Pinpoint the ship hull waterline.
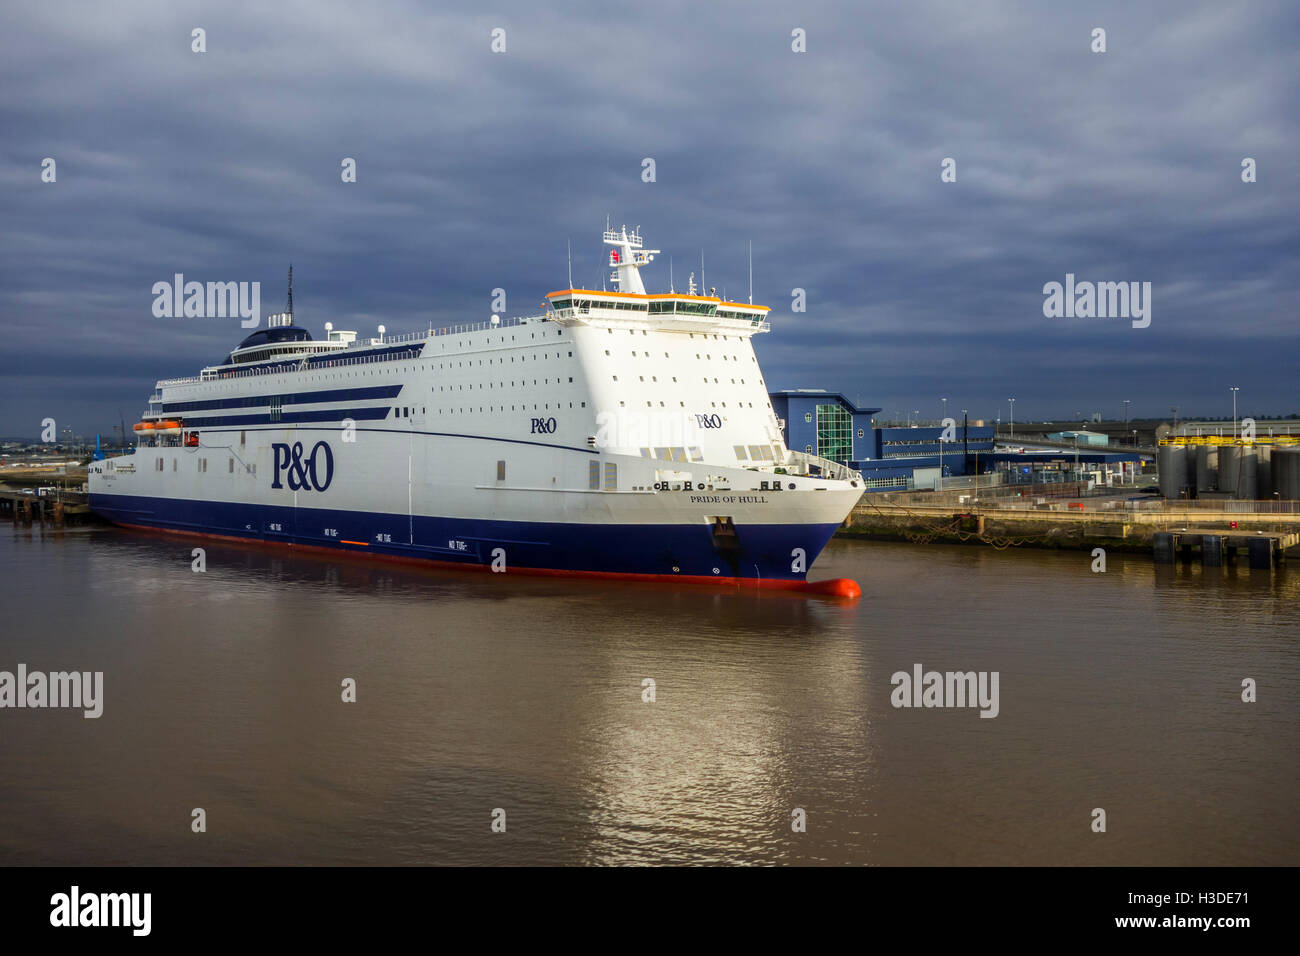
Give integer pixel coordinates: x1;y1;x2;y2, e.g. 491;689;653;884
90;492;862;597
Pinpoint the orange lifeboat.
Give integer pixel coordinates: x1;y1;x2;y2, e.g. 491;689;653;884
154;420;182;435
132;421;157;435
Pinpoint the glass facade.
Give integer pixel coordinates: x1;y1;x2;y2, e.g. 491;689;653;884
816;403;852;463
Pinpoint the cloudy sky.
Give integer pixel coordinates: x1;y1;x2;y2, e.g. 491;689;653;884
2;0;1296;439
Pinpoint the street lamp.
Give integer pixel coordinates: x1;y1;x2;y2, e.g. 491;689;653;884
1230;386;1239;438
1123;399;1130;429
939;399;948;491
1008;398;1016;439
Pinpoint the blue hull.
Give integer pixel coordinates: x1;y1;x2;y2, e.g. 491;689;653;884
89;493;841;582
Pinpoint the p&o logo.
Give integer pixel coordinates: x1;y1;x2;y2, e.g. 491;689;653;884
530;417;558;435
694;413;723;429
272;441;334;491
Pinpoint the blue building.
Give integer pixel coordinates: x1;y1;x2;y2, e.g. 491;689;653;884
768;389;879;465
770;389;996;491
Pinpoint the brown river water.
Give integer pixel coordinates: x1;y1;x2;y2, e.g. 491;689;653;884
1;526;1296;865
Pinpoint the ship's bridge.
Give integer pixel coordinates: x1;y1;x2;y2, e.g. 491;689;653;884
546;290;770;334
547;225;770;333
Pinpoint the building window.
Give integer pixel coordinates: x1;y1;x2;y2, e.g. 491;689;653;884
816;403;852;464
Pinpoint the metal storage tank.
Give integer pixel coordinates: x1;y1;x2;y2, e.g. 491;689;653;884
1236;447;1258;499
1219;445;1240;495
1273;448;1300;500
1158;445;1187;498
1257;446;1273;499
1195;446;1218;492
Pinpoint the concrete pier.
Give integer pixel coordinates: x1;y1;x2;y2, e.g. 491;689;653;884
840;498;1299;568
1154;528;1296;569
0;490;95;529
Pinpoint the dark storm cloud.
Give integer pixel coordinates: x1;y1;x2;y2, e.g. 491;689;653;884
1;0;1296;438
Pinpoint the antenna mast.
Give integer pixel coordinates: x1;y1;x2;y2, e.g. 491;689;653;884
287;263;294;319
567;238;573;289
748;240;753;304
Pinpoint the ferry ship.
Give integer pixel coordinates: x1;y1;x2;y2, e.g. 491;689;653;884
89;227;864;594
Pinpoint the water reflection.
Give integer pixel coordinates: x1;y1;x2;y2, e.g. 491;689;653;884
0;529;1295;865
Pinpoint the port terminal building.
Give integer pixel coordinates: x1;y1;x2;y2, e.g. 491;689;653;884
770;389;995;491
770;389;1147;492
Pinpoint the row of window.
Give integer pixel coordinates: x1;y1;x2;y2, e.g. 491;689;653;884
612;373;750;386
153;456;249;475
605;329;739;341
556;299;757;320
616;400;757;409
437;378;574;390
633;443;785;463
435;404;583;414
440;352;573;367
637;447;704;463
605;348;754;362
734;444;782;461
587;461;618;490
